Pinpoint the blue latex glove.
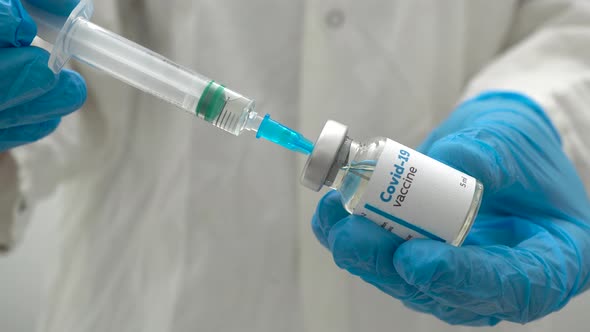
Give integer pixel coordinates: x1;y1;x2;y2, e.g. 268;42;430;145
312;91;590;326
0;0;86;152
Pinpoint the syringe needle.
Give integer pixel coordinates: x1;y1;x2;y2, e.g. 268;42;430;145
254;115;314;155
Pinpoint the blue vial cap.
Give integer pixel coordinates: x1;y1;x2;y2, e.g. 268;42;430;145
256;114;314;155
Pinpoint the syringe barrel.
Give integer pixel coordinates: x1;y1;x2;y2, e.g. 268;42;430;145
65;18;206;114
64;18;256;135
24;0;257;135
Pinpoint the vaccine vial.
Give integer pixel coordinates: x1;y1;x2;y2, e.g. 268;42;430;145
301;121;483;246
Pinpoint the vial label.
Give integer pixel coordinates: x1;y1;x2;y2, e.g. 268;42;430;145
354;139;477;243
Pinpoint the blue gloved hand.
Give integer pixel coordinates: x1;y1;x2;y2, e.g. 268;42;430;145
312;91;590;326
0;0;86;152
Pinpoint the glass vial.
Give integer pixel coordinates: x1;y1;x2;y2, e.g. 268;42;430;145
301;120;483;246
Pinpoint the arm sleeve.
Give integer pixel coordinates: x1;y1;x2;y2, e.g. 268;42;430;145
0;60;127;251
462;0;590;186
0;102;101;251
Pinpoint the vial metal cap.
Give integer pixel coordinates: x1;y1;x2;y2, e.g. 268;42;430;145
301;120;348;191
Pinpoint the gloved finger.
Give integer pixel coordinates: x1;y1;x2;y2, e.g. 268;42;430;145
0;47;57;110
0;69;86;127
25;0;79;16
0;118;59;151
311;190;350;248
0;0;37;47
311;216;329;249
327;215;420;300
393;237;567;323
402;300;501;326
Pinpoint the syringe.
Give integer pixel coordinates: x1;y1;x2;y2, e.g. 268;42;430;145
22;0;313;155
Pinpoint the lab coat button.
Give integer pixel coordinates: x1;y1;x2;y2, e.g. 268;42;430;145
325;8;345;28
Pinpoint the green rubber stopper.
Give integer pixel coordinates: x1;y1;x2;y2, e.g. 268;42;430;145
195;81;227;122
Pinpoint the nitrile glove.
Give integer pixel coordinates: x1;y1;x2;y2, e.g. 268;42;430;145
0;0;86;152
312;91;590;326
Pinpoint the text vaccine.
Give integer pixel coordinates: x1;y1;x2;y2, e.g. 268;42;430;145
301;121;483;246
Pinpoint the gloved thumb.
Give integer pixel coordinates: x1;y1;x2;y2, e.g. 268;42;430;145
421;91;564;197
425;130;509;195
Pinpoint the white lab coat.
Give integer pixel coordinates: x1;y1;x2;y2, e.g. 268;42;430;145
2;0;590;331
